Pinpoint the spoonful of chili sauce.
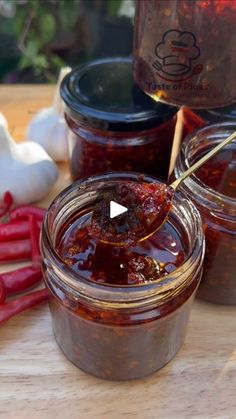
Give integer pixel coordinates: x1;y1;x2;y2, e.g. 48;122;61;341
89;130;236;246
89;181;172;246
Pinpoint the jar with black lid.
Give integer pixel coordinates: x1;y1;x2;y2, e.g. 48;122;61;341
60;57;178;181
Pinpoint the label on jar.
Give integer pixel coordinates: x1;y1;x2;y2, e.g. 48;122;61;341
148;29;206;96
134;0;236;107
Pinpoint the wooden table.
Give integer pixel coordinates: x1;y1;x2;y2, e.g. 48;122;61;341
0;86;236;419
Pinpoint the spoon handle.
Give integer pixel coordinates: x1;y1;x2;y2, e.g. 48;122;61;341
171;130;236;191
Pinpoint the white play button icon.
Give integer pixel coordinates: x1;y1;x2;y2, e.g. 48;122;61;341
110;201;128;219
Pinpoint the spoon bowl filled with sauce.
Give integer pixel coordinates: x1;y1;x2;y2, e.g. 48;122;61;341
88;130;236;248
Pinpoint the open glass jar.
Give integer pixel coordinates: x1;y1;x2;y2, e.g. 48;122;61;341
60;57;178;182
133;0;236;108
41;172;204;380
175;123;236;305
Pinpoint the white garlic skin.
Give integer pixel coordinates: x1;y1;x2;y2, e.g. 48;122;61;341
0;123;59;206
27;108;69;162
0;112;8;129
26;67;71;162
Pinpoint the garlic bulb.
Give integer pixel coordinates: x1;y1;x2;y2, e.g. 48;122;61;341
0;112;8;129
26;67;71;162
0;122;59;205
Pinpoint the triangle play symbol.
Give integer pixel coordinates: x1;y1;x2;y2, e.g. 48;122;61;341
110;201;128;219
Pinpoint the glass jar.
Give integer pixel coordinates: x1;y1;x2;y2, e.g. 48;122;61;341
41;172;204;380
175;123;236;305
133;0;236;109
60;57;178;182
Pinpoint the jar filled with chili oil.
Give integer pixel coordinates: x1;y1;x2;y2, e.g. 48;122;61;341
41;172;204;380
60;57;178;182
175;123;236;305
133;0;236;109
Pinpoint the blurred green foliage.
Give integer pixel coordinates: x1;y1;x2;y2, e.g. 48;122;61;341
4;0;80;81
0;0;134;83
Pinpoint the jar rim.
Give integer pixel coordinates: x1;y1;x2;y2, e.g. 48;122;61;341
41;172;204;308
175;122;236;213
196;103;236;123
60;57;178;132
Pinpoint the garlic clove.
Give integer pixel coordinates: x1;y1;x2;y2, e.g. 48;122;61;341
0;120;59;206
27;109;69;162
0;159;58;205
26;67;71;162
0;112;8;129
0;124;16;155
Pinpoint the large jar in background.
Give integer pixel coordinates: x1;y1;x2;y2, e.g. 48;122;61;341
60;57;178;182
41;172;204;380
175;123;236;305
133;0;236;109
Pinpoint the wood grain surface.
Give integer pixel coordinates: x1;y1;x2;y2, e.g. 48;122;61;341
0;85;236;419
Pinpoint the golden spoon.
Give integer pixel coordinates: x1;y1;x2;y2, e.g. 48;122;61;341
170;130;236;191
89;130;236;246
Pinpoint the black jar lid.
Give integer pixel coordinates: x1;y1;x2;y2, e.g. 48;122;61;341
196;103;236;123
60;57;178;132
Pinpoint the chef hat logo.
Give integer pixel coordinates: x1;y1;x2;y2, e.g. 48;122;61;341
155;30;200;77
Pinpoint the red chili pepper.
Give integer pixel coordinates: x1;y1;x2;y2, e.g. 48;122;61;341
0;191;14;217
0;239;31;263
9;206;46;222
3;191;13;209
0;265;42;294
0;221;30;242
0;282;6;304
29;215;41;265
0;288;50;324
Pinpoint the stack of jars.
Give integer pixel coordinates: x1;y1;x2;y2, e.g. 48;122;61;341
41;0;236;381
133;0;236;306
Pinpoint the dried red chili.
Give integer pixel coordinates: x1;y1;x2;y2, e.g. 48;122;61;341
9;206;45;222
0;191;13;217
0;288;49;324
29;215;41;265
0;193;48;323
0;221;30;242
0;239;32;263
0;282;6;304
0;192;44;264
0;265;42;294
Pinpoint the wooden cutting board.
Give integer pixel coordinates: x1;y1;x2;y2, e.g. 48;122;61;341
0;85;235;419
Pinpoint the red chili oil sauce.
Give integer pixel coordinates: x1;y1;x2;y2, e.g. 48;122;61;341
42;174;204;380
194;146;236;304
196;148;236;198
89;182;173;246
56;213;186;286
